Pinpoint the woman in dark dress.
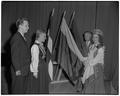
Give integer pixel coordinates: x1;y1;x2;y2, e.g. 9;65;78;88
27;29;50;94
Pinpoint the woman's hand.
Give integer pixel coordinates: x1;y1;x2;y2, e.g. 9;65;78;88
42;55;45;59
83;59;89;69
80;57;88;63
33;72;38;79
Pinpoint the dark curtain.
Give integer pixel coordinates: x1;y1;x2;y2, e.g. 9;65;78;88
1;1;118;93
95;2;119;90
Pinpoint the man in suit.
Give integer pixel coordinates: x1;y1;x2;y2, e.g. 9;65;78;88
82;31;93;57
80;31;93;79
78;31;93;91
10;18;31;94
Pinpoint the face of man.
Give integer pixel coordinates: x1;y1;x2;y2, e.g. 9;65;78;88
84;32;92;41
19;20;29;34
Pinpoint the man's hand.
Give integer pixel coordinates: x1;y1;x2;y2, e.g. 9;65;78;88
33;72;38;79
16;70;21;76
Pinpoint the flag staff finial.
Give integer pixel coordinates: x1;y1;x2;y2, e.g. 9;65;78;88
63;10;66;17
73;11;75;18
69;11;75;28
52;8;55;16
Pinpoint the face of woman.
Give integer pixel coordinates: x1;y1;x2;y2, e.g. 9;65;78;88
93;34;99;44
38;33;46;43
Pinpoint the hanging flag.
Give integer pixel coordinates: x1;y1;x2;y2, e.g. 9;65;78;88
60;17;85;64
46;8;55;81
69;15;85;81
53;13;85;83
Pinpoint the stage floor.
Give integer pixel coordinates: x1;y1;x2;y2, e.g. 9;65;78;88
49;80;118;94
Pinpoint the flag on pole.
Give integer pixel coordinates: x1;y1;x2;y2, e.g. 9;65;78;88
60;17;84;61
46;8;55;81
69;14;85;81
53;13;85;82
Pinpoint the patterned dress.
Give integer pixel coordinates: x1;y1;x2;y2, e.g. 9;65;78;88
82;44;105;94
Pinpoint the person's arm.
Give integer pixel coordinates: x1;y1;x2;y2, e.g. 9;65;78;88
30;45;39;78
11;38;22;76
90;47;105;66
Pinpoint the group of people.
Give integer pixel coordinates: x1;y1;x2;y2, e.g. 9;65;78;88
10;18;50;94
10;17;105;94
75;29;105;94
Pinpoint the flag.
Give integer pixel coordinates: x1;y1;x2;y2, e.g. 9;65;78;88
47;29;53;81
60;17;85;80
53;15;85;82
60;17;85;63
69;18;85;80
46;9;55;81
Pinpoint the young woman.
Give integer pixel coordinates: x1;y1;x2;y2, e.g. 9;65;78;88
27;29;50;94
82;29;105;94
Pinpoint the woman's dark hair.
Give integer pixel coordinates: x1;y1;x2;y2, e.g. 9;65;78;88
16;18;29;28
83;31;93;42
97;34;104;48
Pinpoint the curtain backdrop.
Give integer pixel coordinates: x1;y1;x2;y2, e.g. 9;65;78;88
1;1;118;91
95;2;119;90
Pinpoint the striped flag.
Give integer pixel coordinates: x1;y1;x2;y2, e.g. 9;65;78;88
46;9;55;81
69;17;85;81
60;17;85;66
54;15;85;82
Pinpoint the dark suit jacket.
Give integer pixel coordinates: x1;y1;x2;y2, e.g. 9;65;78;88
11;32;31;76
81;41;91;57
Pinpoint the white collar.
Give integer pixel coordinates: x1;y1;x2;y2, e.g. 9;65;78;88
86;41;90;46
35;40;43;46
18;30;24;37
86;41;90;43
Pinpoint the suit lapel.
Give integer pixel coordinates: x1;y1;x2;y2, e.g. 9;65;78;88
17;32;28;48
84;42;89;53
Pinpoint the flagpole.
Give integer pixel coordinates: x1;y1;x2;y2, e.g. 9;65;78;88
45;8;55;52
53;11;76;81
69;11;75;28
45;8;55;81
53;11;66;80
52;10;66;55
52;8;55;17
46;8;55;36
65;11;76;86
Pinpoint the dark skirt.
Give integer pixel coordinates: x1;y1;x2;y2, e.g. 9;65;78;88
26;62;50;94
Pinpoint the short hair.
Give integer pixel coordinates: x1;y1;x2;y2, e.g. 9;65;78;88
16;18;29;28
35;29;46;40
83;31;93;41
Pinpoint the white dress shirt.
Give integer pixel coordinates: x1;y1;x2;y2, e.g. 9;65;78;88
30;40;43;73
86;41;90;47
